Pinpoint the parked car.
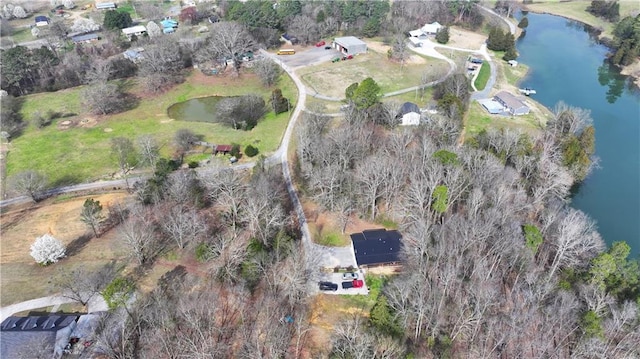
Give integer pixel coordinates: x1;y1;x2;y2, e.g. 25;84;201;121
319;282;338;291
324;45;332;50
342;272;358;281
332;57;341;63
315;40;326;47
342;279;364;289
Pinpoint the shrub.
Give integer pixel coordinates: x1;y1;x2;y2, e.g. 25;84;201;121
188;161;199;168
30;234;66;265
244;145;259;157
102;277;135;310
195;242;212;262
230;143;241;158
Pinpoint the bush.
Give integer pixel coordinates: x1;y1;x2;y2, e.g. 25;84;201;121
244;145;259;157
195;242;212;262
435;26;450;44
30;234;66;265
102;277;135;310
188;161;199;168
230;143;241;158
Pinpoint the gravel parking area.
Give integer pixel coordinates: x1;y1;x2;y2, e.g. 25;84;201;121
275;45;342;68
316;269;369;295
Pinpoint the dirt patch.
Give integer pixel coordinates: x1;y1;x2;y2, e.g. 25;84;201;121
620;61;640;88
447;27;488;50
366;40;426;65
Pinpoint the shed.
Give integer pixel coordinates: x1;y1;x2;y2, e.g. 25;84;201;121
397;102;421;126
95;2;116;10
214;144;232;155
1;315;80;358
161;18;178;29
350;229;403;267
333;36;367;55
508;60;518;67
71;33;100;43
35;16;50;27
494;91;530;115
421;21;443;35
281;33;298;45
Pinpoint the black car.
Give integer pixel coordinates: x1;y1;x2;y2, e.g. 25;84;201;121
324;46;332;50
319;281;338;291
341;281;354;289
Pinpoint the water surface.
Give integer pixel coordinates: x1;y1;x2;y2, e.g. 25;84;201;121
516;13;640;257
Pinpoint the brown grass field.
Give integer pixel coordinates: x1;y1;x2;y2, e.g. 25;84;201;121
0;192;131;306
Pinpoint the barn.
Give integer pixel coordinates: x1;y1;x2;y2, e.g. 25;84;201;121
333;36;367;55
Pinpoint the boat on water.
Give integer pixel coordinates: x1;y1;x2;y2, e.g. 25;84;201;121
519;87;537;96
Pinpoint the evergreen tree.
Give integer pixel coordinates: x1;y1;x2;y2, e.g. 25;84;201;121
103;10;133;30
503;46;518;61
435;26;450;44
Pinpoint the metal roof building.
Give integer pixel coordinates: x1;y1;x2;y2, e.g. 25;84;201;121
494;91;530;115
333;36;367;55
350;229;403;267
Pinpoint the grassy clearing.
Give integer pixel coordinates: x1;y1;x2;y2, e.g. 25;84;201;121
6;71;296;186
297;50;450;98
317;232;349;247
502;62;530;86
474;62;491;90
383;87;435;108
465;101;543;137
0;193;131;306
525;1;639;39
8;27;34;43
305;96;344;113
374;214;399;230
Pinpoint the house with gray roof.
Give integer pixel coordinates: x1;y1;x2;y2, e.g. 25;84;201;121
1;315;80;358
493;91;530;115
333;36;367;55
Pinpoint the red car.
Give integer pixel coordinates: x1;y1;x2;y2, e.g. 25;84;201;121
353;279;364;288
315;40;326;47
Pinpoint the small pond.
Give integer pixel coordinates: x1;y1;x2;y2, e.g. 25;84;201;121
167;96;226;123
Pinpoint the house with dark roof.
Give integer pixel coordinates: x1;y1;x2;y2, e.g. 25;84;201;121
493;91;530;115
350;229;403;268
35;16;50;27
1;315;80;358
397;102;421;126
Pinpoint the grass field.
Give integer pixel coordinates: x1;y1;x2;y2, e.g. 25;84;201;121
465;101;544;137
474;62;491;90
296;50;450;99
525;1;640;39
6;71;296;186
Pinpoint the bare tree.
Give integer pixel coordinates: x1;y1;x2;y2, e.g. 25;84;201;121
174;128;197;163
146;20;162;38
8;170;48;202
82;82;129;115
137;39;185;92
137;134;160;168
55;263;116;306
252;58;282;87
200;21;254;72
111;137;137;190
118;206;162;264
207;169;247;232
160;204;206;249
288;15;320;45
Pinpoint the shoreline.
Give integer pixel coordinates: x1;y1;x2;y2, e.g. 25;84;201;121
524;8;640;88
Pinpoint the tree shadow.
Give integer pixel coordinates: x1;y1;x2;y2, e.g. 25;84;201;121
65;233;93;257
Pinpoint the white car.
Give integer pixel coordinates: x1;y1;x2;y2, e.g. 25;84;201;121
342;272;358;281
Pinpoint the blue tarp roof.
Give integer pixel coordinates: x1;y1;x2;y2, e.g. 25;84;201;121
161;19;178;28
35;16;48;22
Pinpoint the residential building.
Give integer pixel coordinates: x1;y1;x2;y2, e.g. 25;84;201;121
34;16;50;27
95;2;116;10
398;102;421;126
494;91;530;115
350;229;403;268
1;315;79;358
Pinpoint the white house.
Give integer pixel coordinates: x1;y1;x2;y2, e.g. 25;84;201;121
408;37;422;47
398;102;421;126
122;25;147;40
421;22;443;35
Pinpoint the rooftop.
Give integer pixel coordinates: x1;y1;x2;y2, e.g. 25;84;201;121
1;315;79;332
351;229;403;266
334;36;366;47
494;91;527;110
399;102;420;115
122;25;147;35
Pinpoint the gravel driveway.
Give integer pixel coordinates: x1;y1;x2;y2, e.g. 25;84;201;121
275;45;342;68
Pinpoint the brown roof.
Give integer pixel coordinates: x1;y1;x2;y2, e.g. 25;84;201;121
215;145;232;152
494;91;527;110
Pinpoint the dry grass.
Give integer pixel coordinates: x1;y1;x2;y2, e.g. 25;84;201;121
0;192;131;306
447;27;488;50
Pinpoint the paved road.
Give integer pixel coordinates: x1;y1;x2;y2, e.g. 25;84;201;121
0;293;107;322
478;5;517;35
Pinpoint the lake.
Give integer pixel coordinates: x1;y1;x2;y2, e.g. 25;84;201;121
516;13;640;257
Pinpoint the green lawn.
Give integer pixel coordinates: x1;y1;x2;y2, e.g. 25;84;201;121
474;62;491;90
296;50;450;99
465;101;544;137
6;72;296;186
526;1;639;39
8;27;34;43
